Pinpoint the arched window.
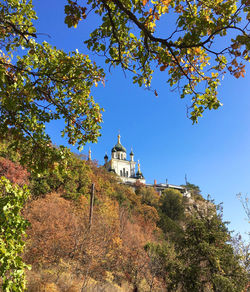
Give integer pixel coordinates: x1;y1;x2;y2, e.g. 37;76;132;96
120;170;122;176
126;171;128;177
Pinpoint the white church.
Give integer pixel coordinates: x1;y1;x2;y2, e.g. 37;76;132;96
103;134;146;184
88;134;190;196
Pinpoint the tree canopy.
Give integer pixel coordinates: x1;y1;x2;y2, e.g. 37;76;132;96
65;0;250;123
0;0;104;171
0;0;249;172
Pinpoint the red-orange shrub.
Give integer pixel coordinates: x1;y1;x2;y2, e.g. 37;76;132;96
23;193;85;267
0;157;29;186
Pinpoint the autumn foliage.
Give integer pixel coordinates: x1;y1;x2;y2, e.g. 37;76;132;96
0;139;248;291
0;157;29;186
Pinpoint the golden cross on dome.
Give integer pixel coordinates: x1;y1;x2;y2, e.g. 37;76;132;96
118;130;121;143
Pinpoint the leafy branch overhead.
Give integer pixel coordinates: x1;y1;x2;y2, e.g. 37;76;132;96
65;0;250;122
0;0;104;171
0;0;249;171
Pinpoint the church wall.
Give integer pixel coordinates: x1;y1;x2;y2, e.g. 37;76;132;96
112;158;131;178
129;161;136;177
121;177;146;184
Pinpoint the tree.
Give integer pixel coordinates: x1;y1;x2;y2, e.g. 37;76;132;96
237;193;250;224
0;177;30;291
65;0;250;123
0;2;105;289
144;241;181;291
146;201;249;291
0;0;104;172
135;185;159;208
29;151;92;199
175;202;248;291
231;193;250;276
158;189;186;240
184;181;204;200
160;189;185;221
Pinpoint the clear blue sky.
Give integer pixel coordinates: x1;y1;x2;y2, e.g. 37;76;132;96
33;0;250;238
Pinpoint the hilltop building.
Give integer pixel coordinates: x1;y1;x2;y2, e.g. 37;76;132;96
102;134;190;197
103;134;146;184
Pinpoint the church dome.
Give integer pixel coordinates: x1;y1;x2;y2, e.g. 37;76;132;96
136;170;143;176
112;134;126;153
136;160;143;178
112;143;126;153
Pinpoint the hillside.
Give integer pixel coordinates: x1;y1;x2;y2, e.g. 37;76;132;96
0;140;249;292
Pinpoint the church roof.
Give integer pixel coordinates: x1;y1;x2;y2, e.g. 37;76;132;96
112;143;126;153
136;170;144;178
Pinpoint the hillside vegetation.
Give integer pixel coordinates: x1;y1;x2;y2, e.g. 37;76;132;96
0;139;249;292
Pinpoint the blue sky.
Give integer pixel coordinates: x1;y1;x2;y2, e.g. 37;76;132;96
33;0;250;238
